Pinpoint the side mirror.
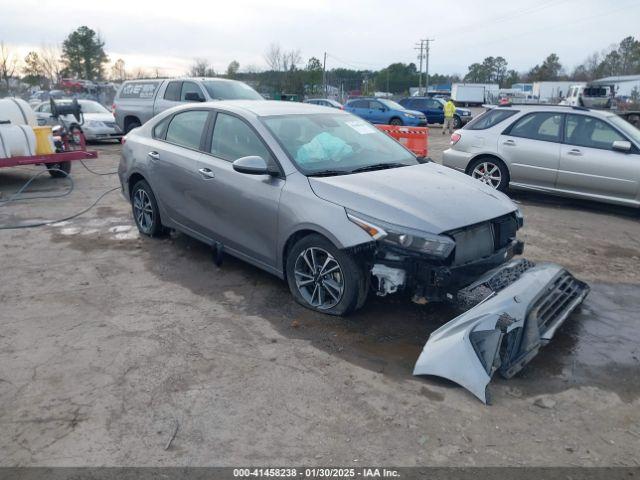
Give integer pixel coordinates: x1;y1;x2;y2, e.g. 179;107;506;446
184;92;205;102
232;156;276;175
612;140;632;152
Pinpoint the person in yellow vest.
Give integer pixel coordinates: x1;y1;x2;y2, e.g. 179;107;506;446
443;98;456;135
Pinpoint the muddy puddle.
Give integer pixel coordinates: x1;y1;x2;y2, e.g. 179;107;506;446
52;224;640;402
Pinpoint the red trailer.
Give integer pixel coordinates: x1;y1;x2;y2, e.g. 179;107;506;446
0;128;98;178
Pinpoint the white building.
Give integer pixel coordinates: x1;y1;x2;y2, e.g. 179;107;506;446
590;75;640;97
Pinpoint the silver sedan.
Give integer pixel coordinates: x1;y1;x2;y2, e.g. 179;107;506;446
443;105;640;208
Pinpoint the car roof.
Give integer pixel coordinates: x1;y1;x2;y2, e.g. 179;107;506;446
493;104;616;117
181;100;346;117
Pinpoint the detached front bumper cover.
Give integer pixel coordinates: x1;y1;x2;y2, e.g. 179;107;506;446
413;259;589;404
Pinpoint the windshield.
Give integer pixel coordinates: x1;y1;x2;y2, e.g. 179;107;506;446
262;113;418;175
202;80;263;100
78;101;109;113
379;99;405;110
608;115;640;144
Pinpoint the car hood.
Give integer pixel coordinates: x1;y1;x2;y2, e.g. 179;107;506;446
308;162;517;233
456;107;472;114
61;112;114;123
405;109;425;117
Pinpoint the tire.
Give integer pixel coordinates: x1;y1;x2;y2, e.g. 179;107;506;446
389;117;403;126
130;179;164;236
124;118;141;134
46;161;71;178
286;234;366;316
453;115;462;129
467;157;509;192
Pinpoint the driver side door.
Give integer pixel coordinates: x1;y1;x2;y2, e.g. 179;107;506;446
191;112;285;269
367;100;387;124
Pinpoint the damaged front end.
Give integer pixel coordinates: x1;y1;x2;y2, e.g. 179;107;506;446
413;259;590;403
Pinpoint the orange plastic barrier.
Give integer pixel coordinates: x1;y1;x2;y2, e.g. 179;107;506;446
376;125;429;158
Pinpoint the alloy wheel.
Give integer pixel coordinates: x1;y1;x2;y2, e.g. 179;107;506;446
133;188;154;234
294;247;344;310
472;162;502;189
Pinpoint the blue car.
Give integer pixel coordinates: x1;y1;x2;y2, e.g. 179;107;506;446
399;97;472;129
344;98;426;126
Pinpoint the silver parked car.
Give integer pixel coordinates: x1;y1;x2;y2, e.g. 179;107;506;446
34;99;122;141
443;105;640;208
113;77;263;134
119;100;589;402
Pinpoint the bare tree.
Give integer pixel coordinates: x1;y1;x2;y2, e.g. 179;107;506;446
282;49;302;72
110;58;127;81
39;44;63;85
189;58;215;77
264;43;283;71
0;42;19;90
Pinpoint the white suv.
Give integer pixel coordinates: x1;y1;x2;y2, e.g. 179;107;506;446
442;105;640;208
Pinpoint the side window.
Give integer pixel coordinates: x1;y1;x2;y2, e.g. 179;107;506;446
369;101;382;110
39;103;51;113
565;115;626;150
427;100;441;109
350;100;367;109
164;110;209;149
507;112;562;142
402;99;415;109
465;109;518;130
164;81;181;101
210;113;272;162
181;82;204;101
153;116;171;139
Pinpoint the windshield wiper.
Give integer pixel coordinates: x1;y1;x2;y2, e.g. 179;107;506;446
350;162;407;173
307;169;350;177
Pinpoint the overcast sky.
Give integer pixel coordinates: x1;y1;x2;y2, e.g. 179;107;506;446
1;0;639;77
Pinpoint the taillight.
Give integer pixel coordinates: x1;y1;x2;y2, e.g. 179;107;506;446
450;133;461;145
121;136;126;145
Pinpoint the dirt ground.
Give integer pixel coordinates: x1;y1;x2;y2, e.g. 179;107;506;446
1;130;639;467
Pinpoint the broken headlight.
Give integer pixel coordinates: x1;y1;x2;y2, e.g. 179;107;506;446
515;208;524;228
346;210;455;259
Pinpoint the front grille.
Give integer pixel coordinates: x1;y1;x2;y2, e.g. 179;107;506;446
452;222;494;265
492;214;517;250
528;272;585;333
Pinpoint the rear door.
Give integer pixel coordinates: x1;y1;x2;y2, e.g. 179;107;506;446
147;109;211;231
153;80;182;115
556;114;640;201
498;111;563;189
346;100;371;121
192;112;285;268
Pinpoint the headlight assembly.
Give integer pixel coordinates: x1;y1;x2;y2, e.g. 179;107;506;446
346;210;455;259
403;113;416;118
85;120;104;128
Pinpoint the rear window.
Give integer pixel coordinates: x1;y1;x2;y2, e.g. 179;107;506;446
464;108;518;130
118;81;160;99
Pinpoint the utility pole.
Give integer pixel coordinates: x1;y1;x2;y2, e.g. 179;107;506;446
424;38;434;94
414;40;425;94
322;52;327;97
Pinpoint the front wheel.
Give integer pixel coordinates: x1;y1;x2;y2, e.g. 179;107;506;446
286;234;366;316
389;117;403;126
468;157;509;192
453;115;462;129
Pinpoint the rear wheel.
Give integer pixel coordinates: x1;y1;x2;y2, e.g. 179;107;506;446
131;180;163;236
286;234;365;316
389;117;403;126
46;161;71;178
124;118;141;134
468;157;509;192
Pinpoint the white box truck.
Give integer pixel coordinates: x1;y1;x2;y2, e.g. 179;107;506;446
451;83;498;106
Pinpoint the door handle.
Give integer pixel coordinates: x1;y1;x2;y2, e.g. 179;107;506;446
198;167;215;179
503;139;516;146
148;151;160;160
567;149;582;156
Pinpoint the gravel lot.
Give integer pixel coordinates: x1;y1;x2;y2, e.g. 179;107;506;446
1;129;639;467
